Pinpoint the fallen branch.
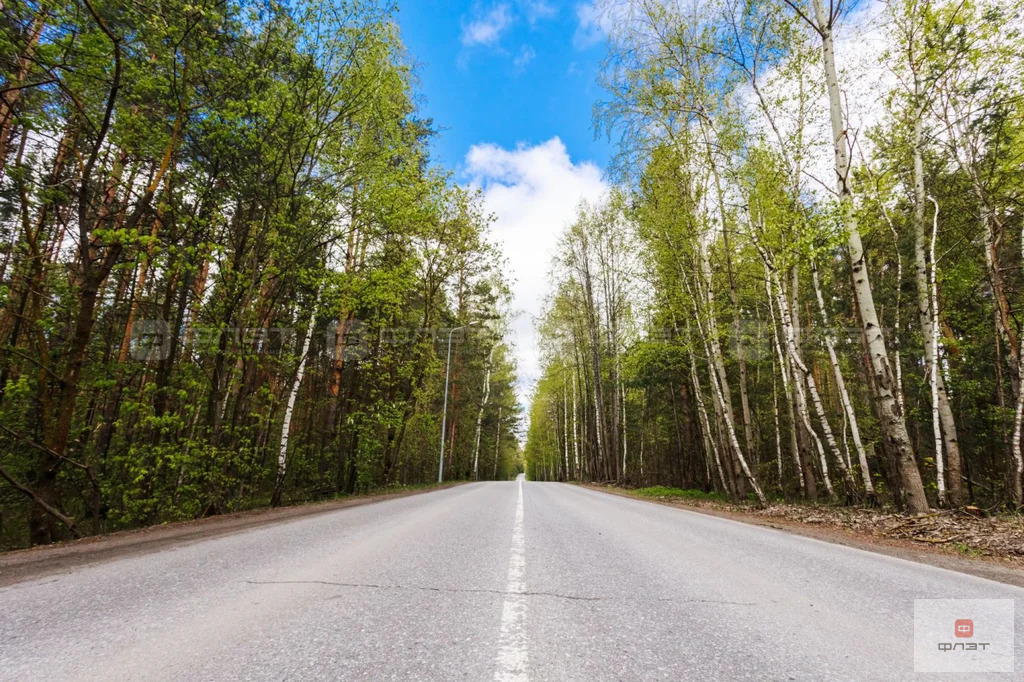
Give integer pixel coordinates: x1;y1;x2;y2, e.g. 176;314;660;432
911;535;962;544
887;512;943;533
0;463;82;538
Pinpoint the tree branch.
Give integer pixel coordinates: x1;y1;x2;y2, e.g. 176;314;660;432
0;462;82;538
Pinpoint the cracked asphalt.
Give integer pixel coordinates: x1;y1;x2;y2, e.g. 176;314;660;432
2;479;1023;680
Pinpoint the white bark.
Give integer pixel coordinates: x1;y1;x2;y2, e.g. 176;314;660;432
1011;217;1024;506
772;353;784;489
493;406;502;480
684;274;767;505
639;388;646;479
775;291;834;496
572;366;580;475
472;347;494;480
699;239;736;428
780;289;853;495
563;363;571;479
761;256;839;497
765;270;804;494
811;263;875;496
274;299;318;499
689;336;728;494
620;376;627;476
926;196;946;505
699;120;755;463
861;158;908;415
805;0;928;512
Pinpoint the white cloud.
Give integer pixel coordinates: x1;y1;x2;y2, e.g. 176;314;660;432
512;45;536;73
519;0;557;24
573;1;615;49
465;138;608;401
462;3;513;47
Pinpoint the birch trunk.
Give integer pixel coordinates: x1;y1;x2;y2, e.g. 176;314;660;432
493;406;502;480
883;199;907;415
912;94;963;504
700;122;756;464
860;161;909;416
918;191;945;506
809;0;929;512
765;271;805;495
639;388;646;480
689;337;729;494
272;297;318;507
472;347;494;480
1011;215;1024;506
700;241;746;494
620;376;627;478
781;271;858;496
576;231;609;478
563;364;571;479
685;276;767;505
811;264;876;499
572;366;580;476
772;353;784;490
981;207;1019;396
786;269;820;498
768;266;835;497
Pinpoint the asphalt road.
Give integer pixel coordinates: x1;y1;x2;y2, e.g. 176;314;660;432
1;478;1022;680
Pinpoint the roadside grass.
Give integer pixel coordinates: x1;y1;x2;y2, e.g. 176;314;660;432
955;542;985;558
631;486;727;502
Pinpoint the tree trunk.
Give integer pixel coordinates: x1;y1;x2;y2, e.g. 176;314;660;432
769;266;835;497
765;273;805;497
690;343;729;494
912;113;963;505
572;363;580;477
472;347;494;480
810;0;928;512
699;241;747;495
1010;216;1024;507
0;16;44;178
272;297;318;507
684;275;766;505
811;263;876;501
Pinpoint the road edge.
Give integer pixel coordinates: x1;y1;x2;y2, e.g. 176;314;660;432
579;483;1024;589
0;482;468;587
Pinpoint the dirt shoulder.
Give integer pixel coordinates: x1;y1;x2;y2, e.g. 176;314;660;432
0;482;466;588
583;484;1024;589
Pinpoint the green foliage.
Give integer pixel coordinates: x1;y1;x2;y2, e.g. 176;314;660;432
526;0;1024;511
632;487;727;502
0;0;521;549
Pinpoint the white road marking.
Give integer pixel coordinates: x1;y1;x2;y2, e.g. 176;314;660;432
494;477;528;681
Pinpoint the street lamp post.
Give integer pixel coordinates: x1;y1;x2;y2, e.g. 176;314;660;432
438;323;476;483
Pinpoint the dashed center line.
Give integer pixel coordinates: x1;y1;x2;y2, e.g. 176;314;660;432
494;477;528;681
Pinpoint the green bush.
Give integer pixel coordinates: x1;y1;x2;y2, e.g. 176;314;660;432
631;486;726;502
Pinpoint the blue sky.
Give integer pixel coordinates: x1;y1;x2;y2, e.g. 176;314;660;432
396;1;616;401
396;1;614;172
392;1;895;410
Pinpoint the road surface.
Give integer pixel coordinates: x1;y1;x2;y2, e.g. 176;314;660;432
1;478;1021;680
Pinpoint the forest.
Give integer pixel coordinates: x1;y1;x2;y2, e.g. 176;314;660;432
525;0;1024;514
0;0;521;549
